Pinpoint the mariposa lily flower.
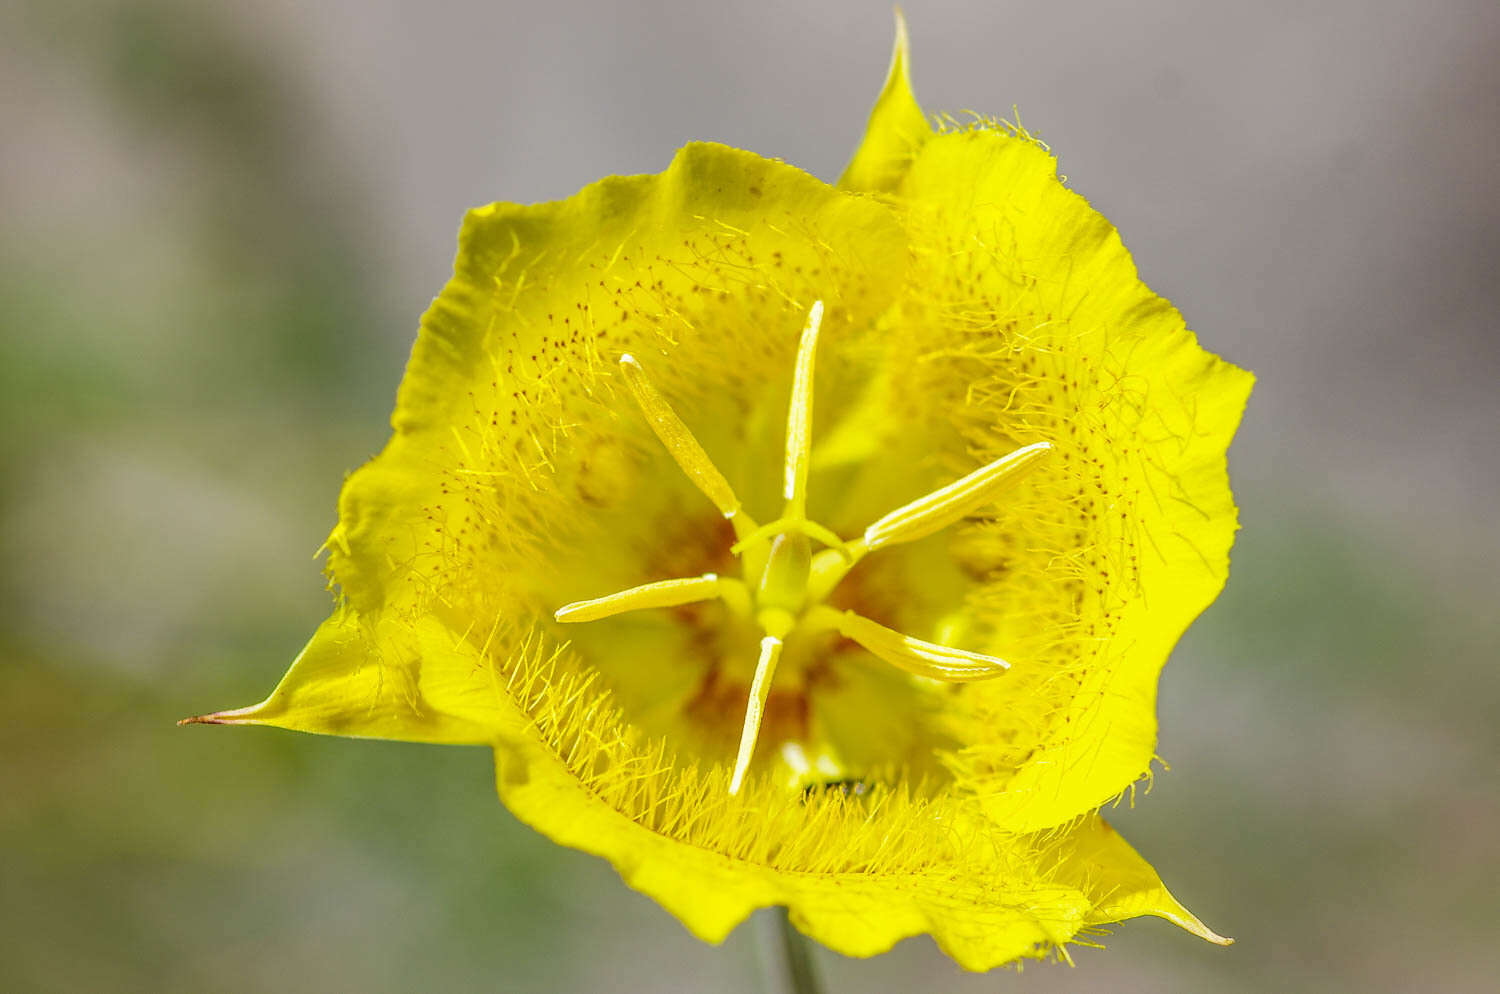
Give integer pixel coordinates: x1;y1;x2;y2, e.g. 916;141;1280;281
187;15;1251;970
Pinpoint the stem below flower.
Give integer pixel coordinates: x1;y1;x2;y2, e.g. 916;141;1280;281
768;906;823;994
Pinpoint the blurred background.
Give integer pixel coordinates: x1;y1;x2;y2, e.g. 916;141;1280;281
3;0;1496;990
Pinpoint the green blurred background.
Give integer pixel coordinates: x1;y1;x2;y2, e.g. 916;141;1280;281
4;1;1496;991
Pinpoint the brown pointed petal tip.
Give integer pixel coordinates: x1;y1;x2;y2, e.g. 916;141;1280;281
177;704;263;727
1170;907;1234;946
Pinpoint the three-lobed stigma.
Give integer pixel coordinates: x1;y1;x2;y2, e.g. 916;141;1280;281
556;301;1053;794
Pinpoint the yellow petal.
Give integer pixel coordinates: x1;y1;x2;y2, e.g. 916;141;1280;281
198;142;909;760
879;127;1253;830
320;141;907;633
182;610;504;744
479;621;1196;969
838;9;932;194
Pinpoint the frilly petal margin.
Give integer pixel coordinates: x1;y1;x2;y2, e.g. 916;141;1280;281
837;18;1252;831
497;758;1232;970
192;606;1228;967
482;632;1229;969
892;120;1254;832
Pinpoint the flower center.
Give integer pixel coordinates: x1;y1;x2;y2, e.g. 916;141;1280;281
556;301;1053;793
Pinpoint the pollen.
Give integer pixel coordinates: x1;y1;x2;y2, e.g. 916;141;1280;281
556;300;1052;794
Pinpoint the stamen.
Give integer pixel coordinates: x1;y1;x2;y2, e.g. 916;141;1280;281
782;301;824;519
555;573;730;623
861;441;1053;552
729;635;784;794
811;606;1010;682
618;354;755;536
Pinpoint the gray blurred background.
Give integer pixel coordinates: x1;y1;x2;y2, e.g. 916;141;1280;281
3;0;1496;991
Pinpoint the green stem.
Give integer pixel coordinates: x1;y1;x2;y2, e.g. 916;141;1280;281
774;906;824;994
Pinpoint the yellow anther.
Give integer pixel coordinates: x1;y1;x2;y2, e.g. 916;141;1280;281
555;573;728;624
808;606;1010;681
729;635;784;795
782;300;824;519
862;441;1053;552
618;354;756;537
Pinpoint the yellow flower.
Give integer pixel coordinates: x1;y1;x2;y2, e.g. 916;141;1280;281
187;15;1250;970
